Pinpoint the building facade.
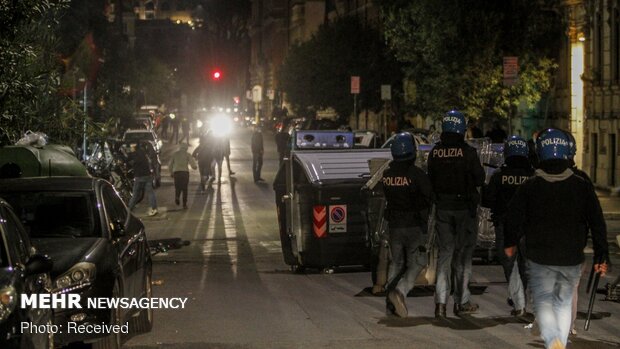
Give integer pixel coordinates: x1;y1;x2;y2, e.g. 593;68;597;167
563;0;620;189
248;0;377;118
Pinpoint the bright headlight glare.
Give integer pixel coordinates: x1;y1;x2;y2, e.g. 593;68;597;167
54;262;96;290
196;120;204;128
211;115;232;137
0;286;17;321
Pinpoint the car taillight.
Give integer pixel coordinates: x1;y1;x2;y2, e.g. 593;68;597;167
312;205;327;239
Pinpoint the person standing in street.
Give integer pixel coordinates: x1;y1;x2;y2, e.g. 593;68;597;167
481;135;534;318
169;143;197;209
170;114;180;144
211;136;225;184
126;141;158;216
427;110;485;318
223;135;235;175
192;131;214;192
382;133;432;318
251;126;264;182
505;128;609;349
179;115;191;145
275;128;290;165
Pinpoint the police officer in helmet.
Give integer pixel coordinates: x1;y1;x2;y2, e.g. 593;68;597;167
505;128;609;349
482;135;533;318
427;110;485;318
382;132;432;318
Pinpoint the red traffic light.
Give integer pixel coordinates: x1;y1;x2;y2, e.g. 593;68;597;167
212;70;222;80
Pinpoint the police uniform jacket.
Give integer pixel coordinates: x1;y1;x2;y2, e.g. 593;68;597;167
504;161;609;266
482;156;534;225
381;160;432;229
427;133;485;210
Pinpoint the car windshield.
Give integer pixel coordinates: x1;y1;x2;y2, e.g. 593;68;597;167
2;192;100;238
124;132;154;142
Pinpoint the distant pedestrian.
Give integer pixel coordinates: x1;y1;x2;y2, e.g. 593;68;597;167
383;133;432;318
179;115;191;144
275;129;290;164
485;121;508;143
428;110;485;318
251;126;264;182
465;119;483;139
211;136;225;184
505;128;609;349
223;135;235;175
169;143;197;209
482;135;533;319
192;131;214;192
126;141;158;216
170;114;180;144
161;114;170;138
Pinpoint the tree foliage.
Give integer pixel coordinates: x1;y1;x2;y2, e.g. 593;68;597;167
379;0;564;120
278;17;402;120
0;0;75;144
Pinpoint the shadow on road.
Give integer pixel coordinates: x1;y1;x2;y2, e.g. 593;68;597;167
377;314;527;330
356;285;488;297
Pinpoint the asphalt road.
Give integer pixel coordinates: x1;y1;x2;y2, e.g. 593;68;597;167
122;127;620;349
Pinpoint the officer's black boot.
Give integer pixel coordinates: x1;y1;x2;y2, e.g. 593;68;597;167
434;303;446;318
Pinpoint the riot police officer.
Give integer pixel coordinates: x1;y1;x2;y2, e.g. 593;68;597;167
504;128;609;349
482;135;533;318
383;133;432;318
427;110;485;318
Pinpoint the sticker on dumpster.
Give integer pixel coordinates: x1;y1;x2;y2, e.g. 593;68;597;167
329;205;347;233
313;206;327;238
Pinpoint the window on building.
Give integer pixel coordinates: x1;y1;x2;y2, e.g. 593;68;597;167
161;2;170;11
613;7;620;82
595;11;603;82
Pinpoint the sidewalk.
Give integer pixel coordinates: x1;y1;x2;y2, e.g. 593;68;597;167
597;190;620;220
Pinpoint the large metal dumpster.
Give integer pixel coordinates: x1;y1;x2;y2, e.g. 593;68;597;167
273;130;392;271
0;144;88;178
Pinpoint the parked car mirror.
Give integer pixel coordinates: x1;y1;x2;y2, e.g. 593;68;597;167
25;254;53;276
111;219;126;237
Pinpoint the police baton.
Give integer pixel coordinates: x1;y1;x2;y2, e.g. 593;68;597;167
585;257;603;331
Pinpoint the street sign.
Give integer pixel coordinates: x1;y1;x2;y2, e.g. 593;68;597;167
267;89;275;100
252;85;262;103
381;85;391;101
329;205;347;233
351;76;360;94
503;56;519;86
246;90;252;100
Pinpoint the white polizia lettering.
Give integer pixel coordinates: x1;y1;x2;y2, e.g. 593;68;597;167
432;148;463;158
501;175;529;185
382;176;411;186
540;138;568;147
444;116;462;124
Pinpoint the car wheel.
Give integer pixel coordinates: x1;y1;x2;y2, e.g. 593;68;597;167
92;282;122;349
131;268;153;333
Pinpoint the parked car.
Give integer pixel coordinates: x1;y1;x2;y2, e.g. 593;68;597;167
123;129;162;154
0;177;153;348
0;198;54;349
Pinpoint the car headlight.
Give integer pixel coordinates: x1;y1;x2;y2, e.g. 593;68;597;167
0;286;17;322
54;262;96;292
196;120;204;128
